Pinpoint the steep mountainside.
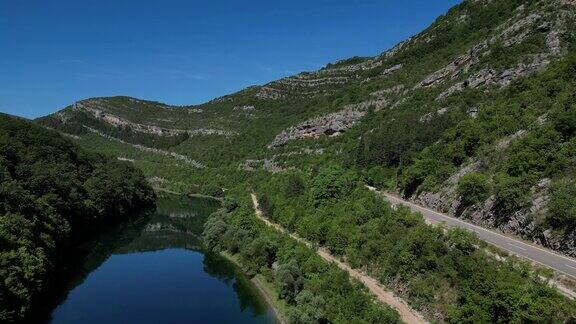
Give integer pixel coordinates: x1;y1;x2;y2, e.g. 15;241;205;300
39;0;576;256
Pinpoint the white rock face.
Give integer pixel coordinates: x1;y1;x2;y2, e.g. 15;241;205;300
84;126;206;169
417;42;487;88
71;99;236;137
255;86;285;100
370;85;405;97
269;97;390;147
269;109;367;147
437;55;552;100
233;105;256;111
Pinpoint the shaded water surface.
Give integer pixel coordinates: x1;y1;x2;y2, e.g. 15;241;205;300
49;194;275;324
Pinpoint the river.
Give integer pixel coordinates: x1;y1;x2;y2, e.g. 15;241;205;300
47;194;276;324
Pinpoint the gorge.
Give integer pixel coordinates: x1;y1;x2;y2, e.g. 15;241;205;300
2;0;576;322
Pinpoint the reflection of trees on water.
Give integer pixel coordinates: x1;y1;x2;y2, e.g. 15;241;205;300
44;195;217;322
117;194;220;253
203;252;237;284
202;253;270;316
46;194;271;322
40;212;151;323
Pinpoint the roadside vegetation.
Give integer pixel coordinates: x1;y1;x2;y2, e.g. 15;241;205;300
360;53;576;233
203;198;401;324
236;166;576;322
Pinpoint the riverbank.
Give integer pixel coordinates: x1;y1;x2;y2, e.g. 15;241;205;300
220;252;287;324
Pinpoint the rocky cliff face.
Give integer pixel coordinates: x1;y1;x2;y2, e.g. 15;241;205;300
37;0;576;256
42;0;574;156
411;159;576;257
64;98;236;137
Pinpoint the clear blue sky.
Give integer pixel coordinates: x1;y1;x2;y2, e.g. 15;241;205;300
0;0;461;118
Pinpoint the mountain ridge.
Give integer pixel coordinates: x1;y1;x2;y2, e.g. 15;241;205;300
37;0;576;259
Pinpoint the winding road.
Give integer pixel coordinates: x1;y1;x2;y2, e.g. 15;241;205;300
366;186;576;279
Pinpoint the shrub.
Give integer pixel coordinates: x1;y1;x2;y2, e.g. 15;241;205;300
493;174;528;216
309;165;358;207
547;179;576;229
363;166;396;189
457;172;489;206
221;197;238;212
284;173;306;198
553;105;576;139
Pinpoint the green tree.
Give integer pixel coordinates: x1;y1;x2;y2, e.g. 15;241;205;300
284;173;306;198
202;213;227;251
457;172;489;207
286;290;327;324
310;165;358;207
493;173;528;216
547;178;576;228
275;259;304;304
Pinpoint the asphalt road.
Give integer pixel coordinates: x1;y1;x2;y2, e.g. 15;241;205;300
367;186;576;279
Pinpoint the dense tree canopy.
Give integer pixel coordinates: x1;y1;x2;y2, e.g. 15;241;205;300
22;1;576;322
358;53;576;232
244;167;576;322
203;200;401;323
0;114;155;322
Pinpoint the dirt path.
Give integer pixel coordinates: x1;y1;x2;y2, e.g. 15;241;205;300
250;193;426;324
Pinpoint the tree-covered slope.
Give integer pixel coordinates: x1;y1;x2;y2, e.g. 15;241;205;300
0;114;156;322
234;165;576;322
37;0;576;254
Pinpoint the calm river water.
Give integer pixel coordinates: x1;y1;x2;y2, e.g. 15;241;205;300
48;194;276;324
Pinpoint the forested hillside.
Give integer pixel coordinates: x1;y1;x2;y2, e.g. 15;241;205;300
203;199;402;323
237;167;576;322
33;0;576;320
37;0;576;253
0;114;156;322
